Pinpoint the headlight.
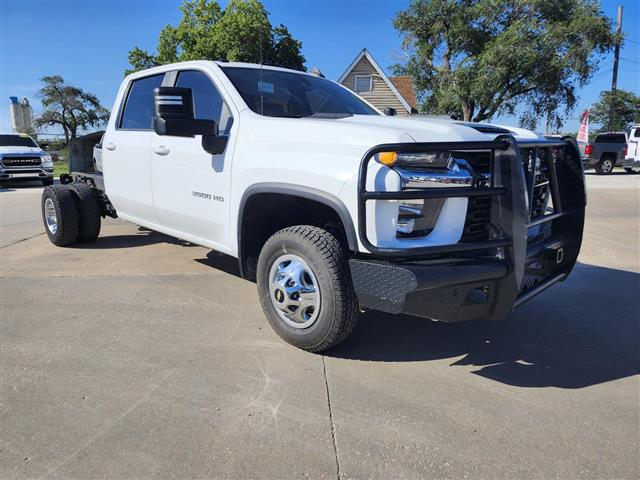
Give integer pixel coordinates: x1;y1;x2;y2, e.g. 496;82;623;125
375;151;454;169
41;154;53;166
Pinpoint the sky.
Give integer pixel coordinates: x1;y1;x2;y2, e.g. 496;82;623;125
1;0;638;137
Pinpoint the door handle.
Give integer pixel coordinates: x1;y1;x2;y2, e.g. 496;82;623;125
152;145;170;156
105;143;116;151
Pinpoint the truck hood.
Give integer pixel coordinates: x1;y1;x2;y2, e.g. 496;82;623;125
334;115;547;144
0;146;46;155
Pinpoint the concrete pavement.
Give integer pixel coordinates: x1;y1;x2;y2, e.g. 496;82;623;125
1;176;638;479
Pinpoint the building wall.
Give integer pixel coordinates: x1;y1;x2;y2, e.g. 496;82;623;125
340;56;409;115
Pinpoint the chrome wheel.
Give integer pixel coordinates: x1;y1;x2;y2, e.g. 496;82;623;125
602;159;613;173
268;254;321;329
44;197;57;234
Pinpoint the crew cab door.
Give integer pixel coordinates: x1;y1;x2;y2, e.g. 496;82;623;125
104;73;165;223
150;69;235;251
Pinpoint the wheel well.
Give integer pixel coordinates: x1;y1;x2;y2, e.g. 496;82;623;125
238;192;354;280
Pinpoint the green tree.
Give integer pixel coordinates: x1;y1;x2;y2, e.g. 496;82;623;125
34;76;109;148
393;0;616;128
270;25;305;70
590;89;640;133
126;0;305;75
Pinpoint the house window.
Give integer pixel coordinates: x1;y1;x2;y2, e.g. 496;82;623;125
354;75;372;93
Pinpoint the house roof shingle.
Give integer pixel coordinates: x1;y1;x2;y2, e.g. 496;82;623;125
389;76;418;111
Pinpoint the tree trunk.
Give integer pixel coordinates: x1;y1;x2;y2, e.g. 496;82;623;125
62;128;71;169
461;101;472;121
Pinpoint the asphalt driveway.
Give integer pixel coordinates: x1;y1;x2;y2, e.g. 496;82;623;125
1;175;638;479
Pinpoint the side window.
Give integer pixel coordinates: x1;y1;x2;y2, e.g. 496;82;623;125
176;70;233;134
634;129;640;138
120;74;165;130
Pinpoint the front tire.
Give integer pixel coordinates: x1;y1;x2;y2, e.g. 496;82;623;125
41;185;79;246
624;168;637;174
256;226;358;352
595;156;615;175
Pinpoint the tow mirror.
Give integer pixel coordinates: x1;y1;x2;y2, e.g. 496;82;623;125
153;87;227;155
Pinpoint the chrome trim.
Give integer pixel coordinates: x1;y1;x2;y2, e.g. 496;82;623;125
0;168;52;179
44;197;58;234
398;203;422;217
268;254;321;329
396;158;488;189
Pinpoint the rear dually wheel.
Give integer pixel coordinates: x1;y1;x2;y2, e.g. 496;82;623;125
41;185;80;246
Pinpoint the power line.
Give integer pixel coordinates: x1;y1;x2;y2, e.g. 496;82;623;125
591;68;613;80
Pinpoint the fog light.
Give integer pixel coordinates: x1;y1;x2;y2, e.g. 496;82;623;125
396;199;445;238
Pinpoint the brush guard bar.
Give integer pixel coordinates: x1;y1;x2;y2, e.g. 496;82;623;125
357;136;521;258
352;135;586;321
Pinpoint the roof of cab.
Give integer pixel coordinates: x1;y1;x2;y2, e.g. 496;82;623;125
125;60;314;81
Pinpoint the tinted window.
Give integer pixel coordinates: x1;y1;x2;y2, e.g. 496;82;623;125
221;66;378;118
120;74;164;129
634;129;640;138
176;70;225;125
595;134;626;143
0;134;38;147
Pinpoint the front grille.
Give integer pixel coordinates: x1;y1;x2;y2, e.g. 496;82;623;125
531;183;550;218
456;151;492;175
521;147;556;221
462;196;492;241
451;150;493;242
1;156;42;167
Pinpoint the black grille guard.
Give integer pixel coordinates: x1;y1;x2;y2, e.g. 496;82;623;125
356;135;586;315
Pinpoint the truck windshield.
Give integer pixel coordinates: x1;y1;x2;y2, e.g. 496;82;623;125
0;135;38;147
220;66;379;118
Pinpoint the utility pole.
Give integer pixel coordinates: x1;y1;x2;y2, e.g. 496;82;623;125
607;5;623;132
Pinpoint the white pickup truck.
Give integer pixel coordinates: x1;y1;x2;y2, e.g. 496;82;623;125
42;61;585;352
1;133;54;185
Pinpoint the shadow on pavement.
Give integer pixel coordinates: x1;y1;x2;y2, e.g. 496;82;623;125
328;263;639;389
74;227;196;249
0;179;58;190
195;250;243;277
